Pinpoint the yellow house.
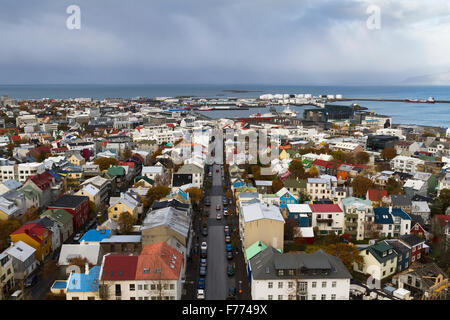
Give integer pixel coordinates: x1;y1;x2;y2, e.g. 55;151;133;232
68;153;86;167
353;241;398;281
75;184;101;207
108;192;142;223
279;149;290;160
10;223;52;262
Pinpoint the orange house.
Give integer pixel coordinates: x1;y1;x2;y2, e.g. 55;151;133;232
10;223;52;262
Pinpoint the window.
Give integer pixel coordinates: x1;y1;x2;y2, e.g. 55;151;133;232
288;282;293;289
312;281;317;288
130;297;136;300
144;297;149;300
138;285;142;290
322;281;326;288
288;269;294;276
144;284;148;290
72;297;79;300
382;271;386;276
151;284;156;290
139;297;143;300
278;270;284;276
311;295;316;300
268;295;273;300
331;294;336;300
332;281;336;288
278;295;283;300
288;295;294;300
268;282;273;289
278;282;283;289
170;284;175;290
130;284;135;291
321;294;326;300
412;256;415;262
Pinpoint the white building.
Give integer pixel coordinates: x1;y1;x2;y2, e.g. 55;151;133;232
390;156;425;174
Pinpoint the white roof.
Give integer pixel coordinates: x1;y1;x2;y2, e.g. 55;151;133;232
275;187;298;200
101;235;141;243
4;241;36;262
142;166;163;174
241;202;284;223
297;227;314;238
286;204;312;213
58;242;102;266
403;179;425;191
81;184;100;197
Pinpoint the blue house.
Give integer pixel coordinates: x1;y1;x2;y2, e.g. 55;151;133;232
79;229;111;243
286;204;312;227
66;266;101;300
385;239;411;272
276;187;299;210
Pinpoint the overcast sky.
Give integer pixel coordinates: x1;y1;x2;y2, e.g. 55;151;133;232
1;0;450;85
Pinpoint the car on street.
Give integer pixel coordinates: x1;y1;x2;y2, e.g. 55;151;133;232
223;209;228;216
73;233;82;242
197;289;205;300
227;264;235;276
216;213;222;220
201;242;207;251
216;169;219;173
223;198;227;204
226;244;232;252
226;251;233;260
224;225;230;234
226;288;237;300
225;235;231;243
24;274;37;288
202;226;208;236
197;278;205;289
201;249;207;258
200;258;207;269
199;266;207;276
216;205;221;211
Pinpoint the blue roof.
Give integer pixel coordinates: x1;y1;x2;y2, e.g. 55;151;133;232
79;229;111;242
233;181;246;188
67;266;100;292
168;108;187;111
374;207;394;224
48;169;62;181
52;280;67;289
391;208;411;220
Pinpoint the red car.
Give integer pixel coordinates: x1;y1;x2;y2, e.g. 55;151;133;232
216;169;219;173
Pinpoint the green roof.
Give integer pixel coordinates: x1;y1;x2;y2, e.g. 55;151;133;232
245;241;268;261
107;166;125;176
41;209;73;226
18;185;39;199
134;176;154;185
176;164;203;174
302;159;313;168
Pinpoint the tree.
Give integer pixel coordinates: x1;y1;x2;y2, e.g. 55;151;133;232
380;147;397;161
67;257;94;274
351;176;373;198
437;188;450;212
298;192;311;204
41;259;58;280
325;243;364;272
385;177;403;195
94;157;118;171
146;186;171;208
151;148;163;162
185;187;203;207
307;166;319;178
271;179;284;193
0;219;21;252
118;211;134;234
22;206;39;223
123;148;132;160
284;218;298;241
154;174;171;187
288;159;305;179
354;152;370;165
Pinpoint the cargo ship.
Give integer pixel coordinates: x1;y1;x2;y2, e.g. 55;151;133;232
404;97;435;103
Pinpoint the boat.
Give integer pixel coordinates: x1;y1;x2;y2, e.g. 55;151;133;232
249;112;276;118
198;106;214;111
427;97;435;103
280;105;298;118
405;97;435;103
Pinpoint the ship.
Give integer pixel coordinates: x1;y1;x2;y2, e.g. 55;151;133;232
279;105;298;118
249;112;276;118
198;105;214;111
404;97;435;103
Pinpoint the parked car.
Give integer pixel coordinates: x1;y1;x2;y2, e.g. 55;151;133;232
227;264;235;276
73;233;82;242
202;226;208;236
226;251;233;260
223;198;227;204
201;249;207;258
224;225;230;234
225;235;231;243
200;258;207;269
226;244;232;252
216;169;219;173
197;289;205;300
223;209;228;216
216;205;221;211
197;278;205;289
216;213;222;220
199;266;207;276
9;290;23;300
201;242;207;251
25;274;37;288
226;288;237;300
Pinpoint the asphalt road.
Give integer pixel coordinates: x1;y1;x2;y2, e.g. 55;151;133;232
205;163;235;300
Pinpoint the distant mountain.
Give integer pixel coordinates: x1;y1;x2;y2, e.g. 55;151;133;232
402;72;450;85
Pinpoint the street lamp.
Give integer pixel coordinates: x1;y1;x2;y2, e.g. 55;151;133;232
238;280;242;294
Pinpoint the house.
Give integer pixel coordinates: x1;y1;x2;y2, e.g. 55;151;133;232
373;207;411;237
393;263;448;300
176;164;204;187
80;175;112;205
341;197;374;241
283;178;306;196
68;153;86;167
309;204;345;236
108;190;143;223
79;229;111;243
437;172;450;196
332;142;364;154
307;178;332;201
276;187;299;212
391;194;412;214
249;247;352;300
58;242;103;271
254;180;273;194
410;201;431;224
385;239;411;272
0;196;23;221
66;265;101;300
141;166;164;181
390;156;424;174
0;252;15;296
239;201;284;253
2;240;37;280
31;217;61;252
100;235;142;255
18;171;62;208
353;241;398;281
286;204;312;228
366;189;390;207
397;234;425;265
76;184;101;207
395;140;421;156
10;222;52;262
48;195;90;232
403;179;427;198
40;208;74;243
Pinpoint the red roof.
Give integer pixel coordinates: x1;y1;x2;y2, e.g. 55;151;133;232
312;159;338;169
27;171;54;191
434;215;450;226
135;242;184;280
11;135;21;142
118;162;135;169
367;189;388;201
101;255;139;281
11;223;48;244
309;204;342;213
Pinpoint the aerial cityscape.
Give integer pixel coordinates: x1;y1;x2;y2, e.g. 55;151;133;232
0;0;449;307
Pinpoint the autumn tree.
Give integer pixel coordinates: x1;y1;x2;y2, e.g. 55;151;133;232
122;148;132;160
118;211;135;234
94;157;118;171
324;243;364;272
284;218;298;241
154;173;171;187
0;219;21;251
271;179;284;193
67;257;94;274
146;185;171;208
307;166;319;178
22;206;39;223
351;176;373;198
288;159;305;179
385;177;404;195
298;192;311;204
380;147;397;161
354;152;370;165
185;187;203;207
41;259;58;280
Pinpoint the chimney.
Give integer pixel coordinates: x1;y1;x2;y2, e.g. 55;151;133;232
85;263;90;275
389;206;392;214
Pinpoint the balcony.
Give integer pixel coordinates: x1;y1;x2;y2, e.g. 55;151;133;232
316;218;333;224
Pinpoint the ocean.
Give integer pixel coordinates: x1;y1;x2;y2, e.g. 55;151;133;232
0;84;449;127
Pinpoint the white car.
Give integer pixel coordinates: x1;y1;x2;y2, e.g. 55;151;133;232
197;289;205;300
216;213;222;220
201;242;207;251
